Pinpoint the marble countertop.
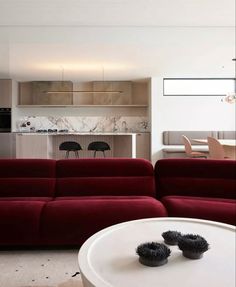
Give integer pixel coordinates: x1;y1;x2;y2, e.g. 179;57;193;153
15;132;145;136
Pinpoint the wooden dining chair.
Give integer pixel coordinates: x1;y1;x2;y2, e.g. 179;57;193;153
207;137;229;159
182;135;207;158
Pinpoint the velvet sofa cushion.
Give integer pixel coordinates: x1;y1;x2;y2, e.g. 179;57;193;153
56;159;155;197
40;196;167;245
0;159;56;197
0;200;46;245
0;197;53;201
155;159;236;199
56;158;153;177
161;196;236;225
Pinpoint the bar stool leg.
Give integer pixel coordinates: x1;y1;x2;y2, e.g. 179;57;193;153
65;150;69;158
75;151;79;158
93;151;96;158
103;151;106;158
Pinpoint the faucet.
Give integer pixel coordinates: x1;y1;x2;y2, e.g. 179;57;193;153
112;118;119;132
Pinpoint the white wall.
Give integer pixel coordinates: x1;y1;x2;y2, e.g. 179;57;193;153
2;26;234;149
0;27;234;81
150;77;236;164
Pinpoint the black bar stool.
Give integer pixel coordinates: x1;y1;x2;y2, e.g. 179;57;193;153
59;141;82;158
88;141;111;158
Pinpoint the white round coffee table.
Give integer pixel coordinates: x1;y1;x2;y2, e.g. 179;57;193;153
78;218;235;287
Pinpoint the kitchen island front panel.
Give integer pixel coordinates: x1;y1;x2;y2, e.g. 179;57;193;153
15;133;150;159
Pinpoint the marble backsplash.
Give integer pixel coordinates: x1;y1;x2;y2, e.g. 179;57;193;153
16;116;149;133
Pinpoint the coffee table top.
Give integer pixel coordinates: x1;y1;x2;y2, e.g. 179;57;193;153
78;218;236;287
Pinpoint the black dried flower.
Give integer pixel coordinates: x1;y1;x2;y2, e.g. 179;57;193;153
178;234;209;253
162;230;182;245
136;242;171;261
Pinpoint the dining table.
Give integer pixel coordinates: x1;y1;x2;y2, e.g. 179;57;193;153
192;139;236;159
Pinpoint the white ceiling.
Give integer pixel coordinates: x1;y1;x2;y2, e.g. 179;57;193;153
0;0;235;26
0;0;235;81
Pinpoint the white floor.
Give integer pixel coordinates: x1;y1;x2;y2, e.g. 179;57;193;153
0;249;84;287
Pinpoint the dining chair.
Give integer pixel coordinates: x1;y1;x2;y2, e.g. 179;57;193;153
182;135;207;158
207;137;229;159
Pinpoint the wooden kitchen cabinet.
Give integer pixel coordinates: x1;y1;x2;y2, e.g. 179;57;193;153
19;81;73;105
136;133;150;160
16;134;51;158
0;133;16;158
93;81;132;105
17;80;149;108
0;79;12;108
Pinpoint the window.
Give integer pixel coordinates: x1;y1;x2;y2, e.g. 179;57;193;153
163;78;235;96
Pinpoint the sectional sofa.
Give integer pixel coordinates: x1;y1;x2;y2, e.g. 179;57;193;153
0;158;166;246
155;159;236;225
0;158;235;247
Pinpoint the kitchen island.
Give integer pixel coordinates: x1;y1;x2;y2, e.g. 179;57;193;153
15;132;150;160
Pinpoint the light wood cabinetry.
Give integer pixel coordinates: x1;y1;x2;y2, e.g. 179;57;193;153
93;81;132;105
112;133;150;159
16;134;51;159
73;81;148;106
19;81;73;105
136;133;150;159
18;81;148;107
0;133;16;158
0;79;12;108
72;82;94;105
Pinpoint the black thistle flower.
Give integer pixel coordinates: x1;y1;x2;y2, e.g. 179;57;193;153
162;231;182;245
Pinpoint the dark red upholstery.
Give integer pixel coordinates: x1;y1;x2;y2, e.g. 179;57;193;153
41;197;166;246
0;159;56;197
0;158;234;247
0;158;166;246
0;201;46;245
0;159;56;246
155;159;236;199
155;159;236;225
56;159;155;197
162;196;236;225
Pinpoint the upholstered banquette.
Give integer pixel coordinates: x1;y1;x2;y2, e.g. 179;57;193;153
162;130;236;158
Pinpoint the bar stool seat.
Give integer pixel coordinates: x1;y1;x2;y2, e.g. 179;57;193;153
88;141;111;158
59;141;82;158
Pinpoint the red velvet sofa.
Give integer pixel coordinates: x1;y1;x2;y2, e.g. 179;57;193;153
154;159;236;225
0;158;166;246
0;158;235;247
